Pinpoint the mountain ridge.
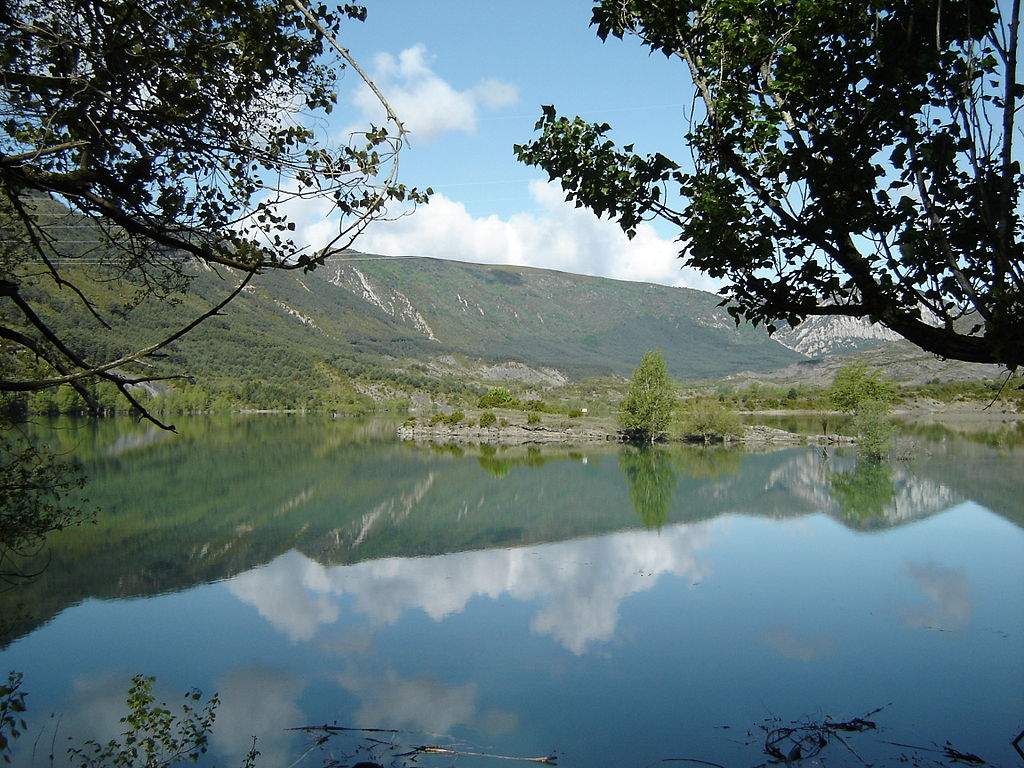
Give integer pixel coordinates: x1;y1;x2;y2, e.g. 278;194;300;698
267;251;805;379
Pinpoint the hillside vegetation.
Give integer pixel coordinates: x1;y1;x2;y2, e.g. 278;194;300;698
5;251;805;413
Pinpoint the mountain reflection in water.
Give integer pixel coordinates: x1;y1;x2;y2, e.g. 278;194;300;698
0;416;1021;767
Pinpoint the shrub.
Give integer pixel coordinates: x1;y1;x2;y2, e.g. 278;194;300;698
479;410;497;428
478;387;518;409
568;408;584;418
499;418;509;427
403;416;417;426
678;399;743;443
852;399;896;460
829;362;896;413
527;412;541;425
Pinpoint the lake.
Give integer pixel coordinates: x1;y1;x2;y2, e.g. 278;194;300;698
2;416;1022;767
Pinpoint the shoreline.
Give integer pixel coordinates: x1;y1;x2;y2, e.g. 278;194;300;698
398;422;856;448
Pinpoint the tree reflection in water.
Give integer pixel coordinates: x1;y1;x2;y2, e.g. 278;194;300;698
619;447;677;530
830;459;895;527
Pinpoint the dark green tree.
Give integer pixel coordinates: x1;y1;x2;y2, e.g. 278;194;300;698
619;350;676;442
516;0;1023;370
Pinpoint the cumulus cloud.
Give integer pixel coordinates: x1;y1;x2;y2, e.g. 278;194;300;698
349;45;518;140
356;181;722;292
228;553;340;641
227;522;712;655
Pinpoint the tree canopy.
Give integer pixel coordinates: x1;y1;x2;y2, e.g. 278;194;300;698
516;0;1024;370
619;350;676;442
0;0;426;427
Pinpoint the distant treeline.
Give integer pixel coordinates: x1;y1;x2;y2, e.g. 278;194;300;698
3;360;1017;421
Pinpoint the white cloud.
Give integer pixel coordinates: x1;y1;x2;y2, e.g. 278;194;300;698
227;521;712;655
356;181;723;292
228;552;340;641
349;45;518;140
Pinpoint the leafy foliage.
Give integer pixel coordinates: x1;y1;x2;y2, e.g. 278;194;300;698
429;410;464;427
479;410;497;428
67;675;234;768
1;0;427;428
516;0;1024;368
829;362;897;413
6;674;258;768
0;672;27;764
478;388;517;409
619;350;676;442
677;399;743;443
1;0;424;272
852;400;897;460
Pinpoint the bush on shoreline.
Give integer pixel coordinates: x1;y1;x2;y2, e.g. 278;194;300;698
677;399;743;444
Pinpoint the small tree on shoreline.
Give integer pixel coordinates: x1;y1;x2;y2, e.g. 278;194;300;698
829;363;896;460
829;363;896;414
619;350;675;443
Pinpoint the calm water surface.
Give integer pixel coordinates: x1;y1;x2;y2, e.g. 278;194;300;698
2;417;1022;767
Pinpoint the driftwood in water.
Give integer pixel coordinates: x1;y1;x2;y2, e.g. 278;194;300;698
761;711;879;763
288;724;400;734
397;745;557;764
882;739;988;765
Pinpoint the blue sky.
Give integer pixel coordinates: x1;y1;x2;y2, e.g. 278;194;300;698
291;1;719;291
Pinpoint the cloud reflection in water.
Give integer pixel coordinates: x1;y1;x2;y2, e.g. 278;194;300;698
227;522;712;654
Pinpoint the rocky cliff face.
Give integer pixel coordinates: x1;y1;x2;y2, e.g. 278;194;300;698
775;316;902;357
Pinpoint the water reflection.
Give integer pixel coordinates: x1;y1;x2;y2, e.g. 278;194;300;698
338;668;482;735
900;561;973;631
228;522;711;654
1;418;1022;767
762;626;836;662
830;459;895;524
212;668;304;767
3;417;1022;650
619;447;677;529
